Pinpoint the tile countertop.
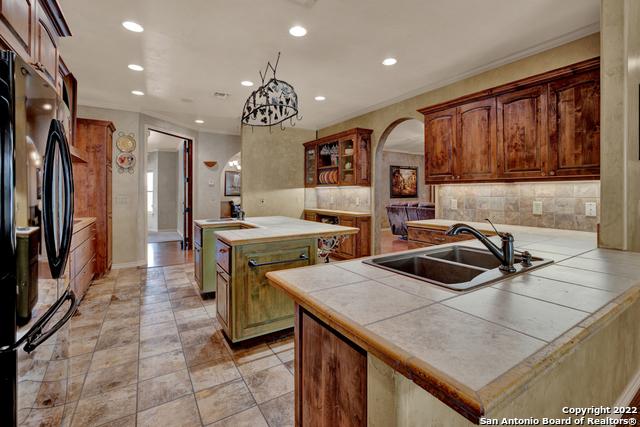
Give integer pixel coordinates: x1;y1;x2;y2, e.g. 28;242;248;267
194;216;358;246
266;221;640;422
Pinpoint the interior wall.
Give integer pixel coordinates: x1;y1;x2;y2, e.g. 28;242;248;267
241;126;316;218
600;0;640;251
317;33;600;253
378;151;427;229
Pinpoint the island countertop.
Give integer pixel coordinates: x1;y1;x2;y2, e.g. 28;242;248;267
194;216;358;246
266;222;640;422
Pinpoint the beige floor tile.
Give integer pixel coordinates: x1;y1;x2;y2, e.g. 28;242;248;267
171;296;204;311
169;287;199;301
140;320;178;341
72;383;137;427
183;336;230;367
195;379;255;425
140;309;175;326
90;343;139;372
226;343;273;364
275;349;294;364
95;325;139;351
140;332;182;358
209;406;268;427
81;362;138;398
237;354;282;377
244;365;294;404
18;379;41;410
139;349;187;381
137;394;201;427
138;369;193;411
179;325;217;348
97;414;136;427
176;313;215;332
35;379;67;408
141;293;170;305
69;354;92;377
140;301;172;315
174;307;208;321
189;358;240;392
260;391;294;427
66;374;85;402
267;336;294;353
21;405;65;427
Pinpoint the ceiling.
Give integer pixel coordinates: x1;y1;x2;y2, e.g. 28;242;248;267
147;130;182;152
58;0;599;136
383;119;423;155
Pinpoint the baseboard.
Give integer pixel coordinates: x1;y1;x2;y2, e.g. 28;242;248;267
614;366;640;413
112;260;147;269
157;228;178;233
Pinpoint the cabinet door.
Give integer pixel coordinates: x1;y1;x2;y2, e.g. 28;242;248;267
356;217;371;257
298;309;367;427
355;132;371;186
194;244;203;286
548;70;600;177
339;137;356;186
336;216;356;258
497;85;548;178
0;0;33;54
457;98;497;180
216;271;230;328
424;107;456;183
304;144;317;187
35;5;57;85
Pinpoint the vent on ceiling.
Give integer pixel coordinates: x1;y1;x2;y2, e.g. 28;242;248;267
287;0;318;7
213;92;230;100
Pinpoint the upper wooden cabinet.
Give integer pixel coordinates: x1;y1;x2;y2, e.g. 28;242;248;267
303;128;372;187
497;85;548;179
0;0;33;56
419;58;600;184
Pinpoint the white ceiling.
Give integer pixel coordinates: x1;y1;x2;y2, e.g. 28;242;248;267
147;130;182;151
383;119;423;155
58;0;599;136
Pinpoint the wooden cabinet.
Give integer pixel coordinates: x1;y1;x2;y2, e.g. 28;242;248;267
548;69;600;178
74;119;115;277
304;210;371;259
296;307;367;427
34;2;56;85
0;0;33;56
194;224;243;295
424;107;457;182
303;128;372;187
497;85;548;178
407;225;475;249
419;58;600;184
216;238;317;343
68;220;96;300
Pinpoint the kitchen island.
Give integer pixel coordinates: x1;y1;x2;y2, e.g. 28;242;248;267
267;220;640;426
194;216;358;344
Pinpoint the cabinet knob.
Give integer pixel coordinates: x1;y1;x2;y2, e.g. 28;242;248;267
550;170;556;176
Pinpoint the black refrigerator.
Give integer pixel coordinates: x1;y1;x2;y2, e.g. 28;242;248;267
0;51;78;425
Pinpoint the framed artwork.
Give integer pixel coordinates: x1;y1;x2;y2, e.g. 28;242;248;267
390;166;418;198
224;171;241;196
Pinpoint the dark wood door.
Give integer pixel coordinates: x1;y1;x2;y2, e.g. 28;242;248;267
182;139;193;249
297;309;367;427
337;216;356;258
548;69;600;178
0;0;33;54
424;107;456;183
497;85;548;178
456;98;497;180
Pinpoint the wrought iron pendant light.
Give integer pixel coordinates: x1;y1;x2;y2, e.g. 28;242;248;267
241;52;301;130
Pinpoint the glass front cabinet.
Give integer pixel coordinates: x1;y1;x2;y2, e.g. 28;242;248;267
303;128;372;187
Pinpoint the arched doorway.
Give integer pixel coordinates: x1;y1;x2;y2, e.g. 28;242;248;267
374;118;431;254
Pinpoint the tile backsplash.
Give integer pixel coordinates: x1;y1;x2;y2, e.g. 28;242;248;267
304;187;371;212
436;181;600;232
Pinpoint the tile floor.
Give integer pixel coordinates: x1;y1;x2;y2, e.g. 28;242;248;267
18;263;295;427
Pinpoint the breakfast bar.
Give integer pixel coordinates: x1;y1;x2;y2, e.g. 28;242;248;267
267;221;640;425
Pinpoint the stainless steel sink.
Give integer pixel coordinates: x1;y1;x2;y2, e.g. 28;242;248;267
363;246;552;291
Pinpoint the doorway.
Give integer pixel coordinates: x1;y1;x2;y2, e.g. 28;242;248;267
146;129;193;267
375;118;433;254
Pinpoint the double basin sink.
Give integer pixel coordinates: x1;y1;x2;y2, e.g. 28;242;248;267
364;246;552;291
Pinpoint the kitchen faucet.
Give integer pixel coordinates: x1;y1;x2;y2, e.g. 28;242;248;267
445;220;525;273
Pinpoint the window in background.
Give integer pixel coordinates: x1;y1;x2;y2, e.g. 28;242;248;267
147;171;154;214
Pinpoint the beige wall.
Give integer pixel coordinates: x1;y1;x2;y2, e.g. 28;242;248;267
241;126;316;218
600;0;640;251
318;33;600;252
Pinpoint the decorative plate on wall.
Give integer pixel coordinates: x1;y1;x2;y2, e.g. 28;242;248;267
116;152;136;174
116;132;136;153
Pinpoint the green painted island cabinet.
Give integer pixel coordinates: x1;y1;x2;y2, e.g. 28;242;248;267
216;237;318;343
194;222;244;295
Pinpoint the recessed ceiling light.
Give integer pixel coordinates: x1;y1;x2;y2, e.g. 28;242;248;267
241;80;254;87
128;64;144;71
122;21;144;32
131;90;144;96
194;119;204;124
314;96;326;101
42;103;53;110
289;25;307;37
382;57;397;66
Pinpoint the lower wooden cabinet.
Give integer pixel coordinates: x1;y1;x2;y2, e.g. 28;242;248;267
296;306;367;427
303;210;371;260
407;225;474;249
194;224;243;294
69;220;96;300
216;238;317;343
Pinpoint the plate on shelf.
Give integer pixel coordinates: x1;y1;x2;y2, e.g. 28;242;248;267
116;133;136;153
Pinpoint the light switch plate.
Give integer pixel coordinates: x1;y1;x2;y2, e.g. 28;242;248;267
532;200;543;215
585;202;597;217
450;198;458;210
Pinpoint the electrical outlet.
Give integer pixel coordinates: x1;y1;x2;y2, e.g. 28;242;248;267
450;198;458;210
355;197;360;206
532;200;543;215
208;179;215;186
585;202;597;217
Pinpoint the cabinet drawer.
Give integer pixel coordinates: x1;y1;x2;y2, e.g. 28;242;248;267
71;222;96;251
73;234;96;277
407;227;472;245
75;256;95;299
216;240;231;273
